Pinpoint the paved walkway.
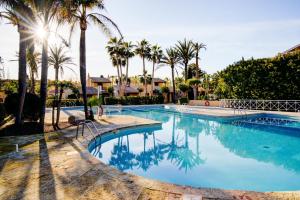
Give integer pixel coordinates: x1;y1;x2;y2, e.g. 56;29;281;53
0;111;300;199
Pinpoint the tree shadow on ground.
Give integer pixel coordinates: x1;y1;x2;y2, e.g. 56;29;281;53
39;138;57;200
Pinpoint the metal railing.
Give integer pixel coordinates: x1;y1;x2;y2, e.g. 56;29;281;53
220;99;300;112
76;120;102;150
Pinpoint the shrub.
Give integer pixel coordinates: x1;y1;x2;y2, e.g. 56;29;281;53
67;94;78;99
153;89;161;95
3;81;18;95
107;86;114;96
0;103;6;123
161;86;170;94
4;93;41;121
104;95;164;105
46;98;83;107
88;96;101;106
178;97;188;105
178;83;189;93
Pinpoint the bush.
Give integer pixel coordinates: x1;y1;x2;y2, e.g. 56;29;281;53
161;86;170;94
107;86;114;96
178;83;189;93
178;97;188;105
67;94;78;99
104;95;164;105
88;96;101;106
0;103;6;123
217;52;300;99
4;93;41;121
46;98;83;107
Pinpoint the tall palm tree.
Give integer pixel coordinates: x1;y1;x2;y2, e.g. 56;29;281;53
26;49;40;94
149;45;163;96
10;49;40;94
62;0;122;119
49;45;75;97
135;39;151;95
176;39;195;81
25;0;64;132
160;48;180;103
193;42;206;79
49;45;74;128
0;2;36;126
106;37;126;95
122;41;135;86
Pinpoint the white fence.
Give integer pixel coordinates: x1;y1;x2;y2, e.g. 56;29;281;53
220;99;300;112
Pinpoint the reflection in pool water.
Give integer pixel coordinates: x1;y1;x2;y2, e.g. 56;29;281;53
89;108;300;191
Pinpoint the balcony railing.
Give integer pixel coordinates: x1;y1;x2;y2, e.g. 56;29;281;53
220;99;300;112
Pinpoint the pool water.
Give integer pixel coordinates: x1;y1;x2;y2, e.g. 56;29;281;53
89;106;300;191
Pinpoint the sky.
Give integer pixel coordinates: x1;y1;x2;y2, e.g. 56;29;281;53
0;0;300;81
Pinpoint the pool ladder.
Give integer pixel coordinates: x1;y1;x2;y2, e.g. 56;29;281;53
234;106;247;118
76;120;102;152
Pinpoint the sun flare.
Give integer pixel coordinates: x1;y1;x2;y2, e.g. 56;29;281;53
35;25;47;40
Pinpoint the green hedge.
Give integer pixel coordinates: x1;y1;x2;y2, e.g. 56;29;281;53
4;93;40;121
178;97;188;105
46;99;83;107
216;51;300;99
104;95;164;105
0;103;7;123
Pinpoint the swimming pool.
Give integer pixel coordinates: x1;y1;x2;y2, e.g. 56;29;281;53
89;106;300;191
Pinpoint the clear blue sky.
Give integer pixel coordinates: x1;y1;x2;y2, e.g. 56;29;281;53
0;0;300;81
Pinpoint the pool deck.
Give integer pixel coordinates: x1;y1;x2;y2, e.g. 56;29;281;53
166;105;300;119
1;107;300;200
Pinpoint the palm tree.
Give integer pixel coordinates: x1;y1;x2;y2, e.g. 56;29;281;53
135;39;151;95
26;0;64;132
62;0;122;119
106;37;126;95
107;37;123;84
122;41;135;86
193;42;206;79
49;45;75;98
10;50;40;94
176;39;195;81
26;49;40;94
160;48;180;103
48;45;74;128
0;2;36;126
149;45;163;96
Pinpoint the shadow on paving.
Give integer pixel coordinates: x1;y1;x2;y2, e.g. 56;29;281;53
39;138;57;200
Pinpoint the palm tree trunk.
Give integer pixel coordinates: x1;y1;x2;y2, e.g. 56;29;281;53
193;86;197;100
195;50;199;79
80;29;88;119
15;26;27;126
125;59;129;86
195;50;199;98
39;37;49;132
54;68;59;96
143;57;147;95
119;64;123;83
30;71;35;94
28;45;36;94
55;85;63;128
184;62;188;81
151;61;155;96
171;66;176;103
52;68;59;128
119;64;124;96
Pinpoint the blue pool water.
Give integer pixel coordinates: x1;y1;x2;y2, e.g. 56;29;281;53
89;106;300;191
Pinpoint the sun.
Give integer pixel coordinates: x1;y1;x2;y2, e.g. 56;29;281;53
35;24;47;40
